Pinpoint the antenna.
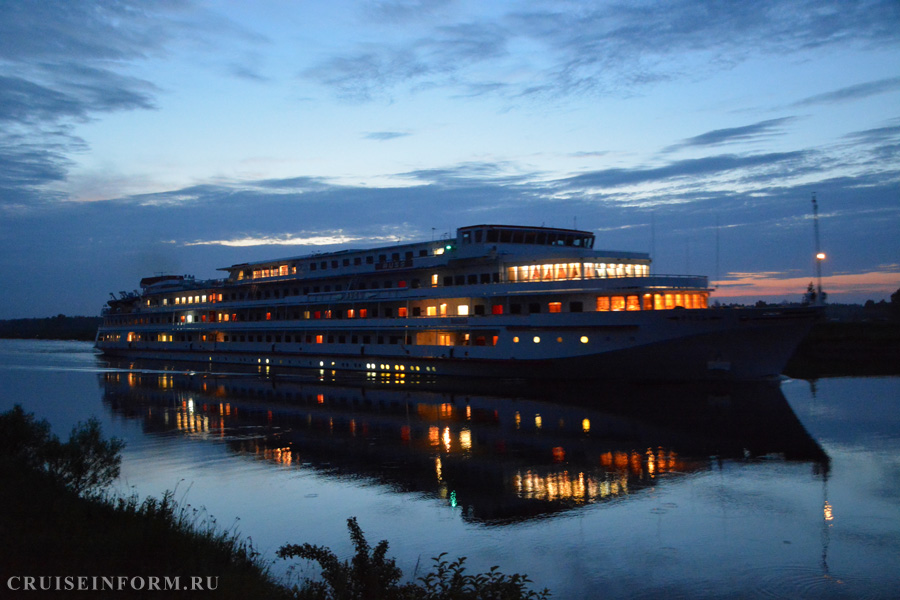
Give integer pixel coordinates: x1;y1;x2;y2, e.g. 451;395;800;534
812;193;825;305
715;214;720;290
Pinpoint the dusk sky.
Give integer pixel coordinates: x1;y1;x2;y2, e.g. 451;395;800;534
1;0;898;319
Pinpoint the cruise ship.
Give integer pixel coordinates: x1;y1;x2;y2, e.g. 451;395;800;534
96;224;818;380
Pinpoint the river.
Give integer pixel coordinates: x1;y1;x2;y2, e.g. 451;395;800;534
1;339;897;599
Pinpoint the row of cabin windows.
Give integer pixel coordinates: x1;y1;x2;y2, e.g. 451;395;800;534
153;271;501;308
105;293;709;326
129;331;498;347
245;249;435;280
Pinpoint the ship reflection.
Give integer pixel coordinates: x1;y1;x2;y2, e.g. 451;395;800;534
100;360;829;524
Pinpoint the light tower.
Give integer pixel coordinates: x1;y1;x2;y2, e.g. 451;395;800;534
812;193;825;305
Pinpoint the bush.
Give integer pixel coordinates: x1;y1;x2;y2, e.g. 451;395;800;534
0;404;123;496
278;517;550;600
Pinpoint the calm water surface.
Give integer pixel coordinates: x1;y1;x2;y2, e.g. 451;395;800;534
1;339;898;599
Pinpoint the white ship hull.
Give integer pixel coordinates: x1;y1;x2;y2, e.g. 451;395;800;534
97;306;818;381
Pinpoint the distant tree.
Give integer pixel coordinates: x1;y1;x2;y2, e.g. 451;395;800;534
803;282;816;305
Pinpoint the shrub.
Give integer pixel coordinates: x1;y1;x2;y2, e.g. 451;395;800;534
0;405;123;496
278;518;550;600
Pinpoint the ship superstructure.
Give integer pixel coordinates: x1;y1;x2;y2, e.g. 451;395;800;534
97;224;815;380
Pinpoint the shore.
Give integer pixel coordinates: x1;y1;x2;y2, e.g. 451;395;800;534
784;320;900;378
0;462;292;598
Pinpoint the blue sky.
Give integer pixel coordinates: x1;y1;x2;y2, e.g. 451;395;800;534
1;0;898;318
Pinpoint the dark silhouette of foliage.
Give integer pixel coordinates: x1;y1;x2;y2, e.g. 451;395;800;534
0;404;53;468
278;517;550;600
44;417;125;495
0;404;123;496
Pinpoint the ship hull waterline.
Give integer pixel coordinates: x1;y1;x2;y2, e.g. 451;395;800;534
97;307;819;381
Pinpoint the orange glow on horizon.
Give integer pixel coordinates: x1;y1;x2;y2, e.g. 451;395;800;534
714;269;899;300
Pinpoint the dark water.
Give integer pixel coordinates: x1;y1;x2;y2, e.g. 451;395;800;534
1;339;898;599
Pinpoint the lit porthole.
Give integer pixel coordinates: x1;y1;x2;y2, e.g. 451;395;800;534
556;337;563;343
580;336;589;343
513;336;520;343
533;336;541;343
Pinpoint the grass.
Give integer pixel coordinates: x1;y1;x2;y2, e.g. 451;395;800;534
0;462;291;598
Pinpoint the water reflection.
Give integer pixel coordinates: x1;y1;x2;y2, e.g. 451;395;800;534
100;360;829;524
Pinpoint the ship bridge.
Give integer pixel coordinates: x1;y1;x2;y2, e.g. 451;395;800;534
457;225;595;249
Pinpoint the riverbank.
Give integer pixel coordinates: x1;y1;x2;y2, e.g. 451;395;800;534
785;320;900;378
0;316;101;341
1;404;549;599
0;459;292;598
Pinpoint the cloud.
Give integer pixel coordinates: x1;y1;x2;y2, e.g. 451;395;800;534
715;270;900;300
302;20;509;101
0;1;267;207
305;0;900;101
561;151;809;191
185;232;366;247
363;131;412;141
664;118;797;152
791;76;900;107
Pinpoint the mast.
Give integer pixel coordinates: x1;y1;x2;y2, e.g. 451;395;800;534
812;193;825;305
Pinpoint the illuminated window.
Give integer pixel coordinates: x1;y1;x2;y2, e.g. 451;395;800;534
611;296;626;311
597;297;610;311
316;335;323;344
492;304;503;315
457;305;469;316
626;296;640;311
556;337;563;343
431;274;439;286
440;303;448;316
347;309;355;318
580;336;589;343
643;294;653;310
202;295;208;303
398;307;408;317
548;302;562;313
426;306;437;316
266;312;272;320
665;294;675;309
513;336;520;343
359;308;368;318
533;336;541;343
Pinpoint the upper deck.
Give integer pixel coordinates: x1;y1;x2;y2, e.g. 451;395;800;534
219;224;650;284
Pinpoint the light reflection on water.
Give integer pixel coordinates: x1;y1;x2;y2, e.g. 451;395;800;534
1;339;898;599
